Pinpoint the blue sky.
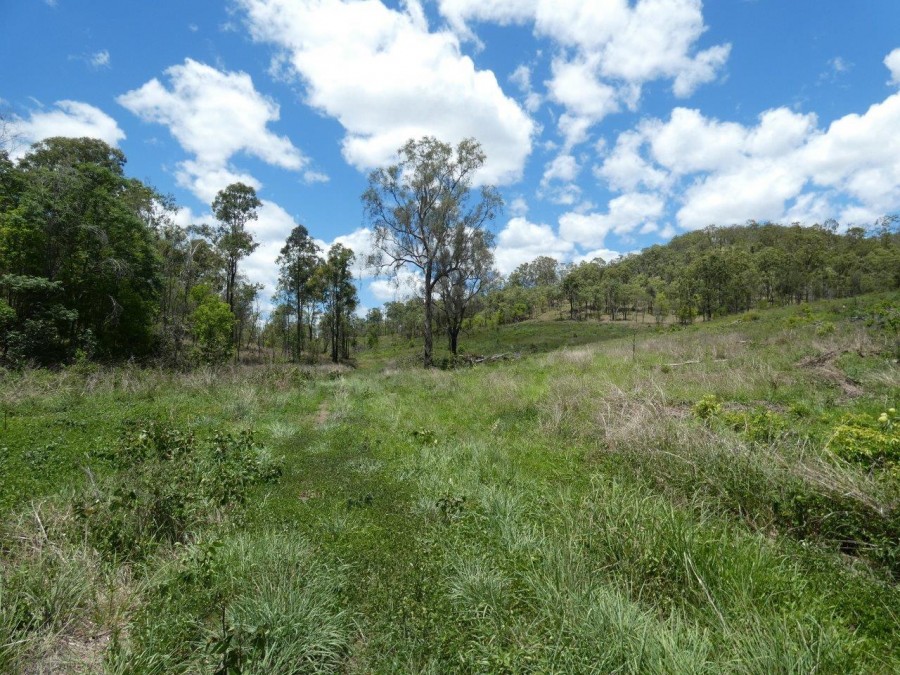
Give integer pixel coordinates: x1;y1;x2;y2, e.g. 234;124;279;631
2;0;899;311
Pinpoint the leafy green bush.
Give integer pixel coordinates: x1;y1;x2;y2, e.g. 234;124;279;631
75;423;282;560
828;409;899;472
775;486;900;575
190;285;235;365
722;408;787;444
692;394;721;423
815;321;836;336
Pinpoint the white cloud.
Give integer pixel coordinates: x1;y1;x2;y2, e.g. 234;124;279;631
541;153;580;187
659;224;677;239
559;192;664;248
595;130;670;193
508;196;529;217
494;216;574;274
9;100;125;158
439;0;730;146
676;158;807;230
572;247;622;265
509;64;542;113
439;0;536;35
594;55;900;231
302;169;330;184
547;55;619;121
884;48;900;86
645;107;748;174
118;58;306;202
369;268;422;301
236;0;535;185
91;50;110;69
672;44;730;97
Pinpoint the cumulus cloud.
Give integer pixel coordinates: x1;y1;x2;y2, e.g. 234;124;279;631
439;0;730;146
595;55;900;231
494;216;574;274
235;0;534;185
594;130;670;193
369;268;423;302
508;196;529;217
118;58;307;202
884;48;900;86
541;153;580;187
509;64;542;113
572;247;622;264
559;192;664;248
8;100;125;158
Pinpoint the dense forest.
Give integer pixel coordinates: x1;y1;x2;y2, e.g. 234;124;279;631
0;137;358;367
1;136;898;369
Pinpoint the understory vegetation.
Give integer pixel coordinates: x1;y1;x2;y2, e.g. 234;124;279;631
0;292;897;672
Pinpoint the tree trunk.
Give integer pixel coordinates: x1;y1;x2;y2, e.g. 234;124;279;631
449;326;459;355
295;288;303;359
423;268;434;367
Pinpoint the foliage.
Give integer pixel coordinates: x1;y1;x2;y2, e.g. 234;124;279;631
75;422;281;561
190;285;235;365
0;138;161;362
211;182;260;317
828;409;899;472
692;394;721;422
320;243;358;363
274;224;321;360
364;136;502;367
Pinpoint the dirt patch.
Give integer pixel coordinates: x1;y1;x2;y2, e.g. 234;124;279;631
35;621;113;674
314;402;330;426
797;350;864;398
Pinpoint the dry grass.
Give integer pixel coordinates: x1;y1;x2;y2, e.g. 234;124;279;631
1;502;140;674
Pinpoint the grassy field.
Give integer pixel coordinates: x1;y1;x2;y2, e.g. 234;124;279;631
1;293;898;673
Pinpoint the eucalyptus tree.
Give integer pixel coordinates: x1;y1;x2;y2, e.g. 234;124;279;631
211;182;260;315
275;224;321;359
321;244;357;363
363;137;502;367
437;228;497;355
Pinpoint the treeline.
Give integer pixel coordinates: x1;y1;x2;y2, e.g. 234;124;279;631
4;135;898;369
0;137;358;367
370;220;900;351
551;222;900;324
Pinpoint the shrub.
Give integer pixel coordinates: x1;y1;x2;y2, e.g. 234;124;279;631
723;408;787;445
75;423;282;560
190;285;235;365
815;321;836;336
692;395;721;423
827;409;899;472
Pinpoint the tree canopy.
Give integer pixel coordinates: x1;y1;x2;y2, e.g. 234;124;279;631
363;136;502;367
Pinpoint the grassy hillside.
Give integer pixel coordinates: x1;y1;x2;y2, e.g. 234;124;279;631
1;293;898;672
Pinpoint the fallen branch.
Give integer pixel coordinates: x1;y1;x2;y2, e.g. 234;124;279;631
663;359;701;367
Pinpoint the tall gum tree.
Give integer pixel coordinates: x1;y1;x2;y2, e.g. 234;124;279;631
363;137;501;367
437;228;497;355
211;182;260;317
275;224;320;359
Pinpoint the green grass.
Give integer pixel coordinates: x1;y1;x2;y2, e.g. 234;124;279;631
1;293;898;672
